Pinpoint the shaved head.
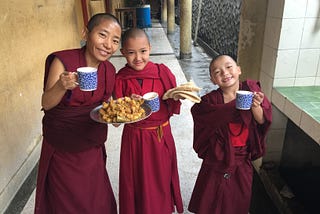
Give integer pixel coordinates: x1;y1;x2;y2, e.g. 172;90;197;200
87;13;121;32
121;28;150;47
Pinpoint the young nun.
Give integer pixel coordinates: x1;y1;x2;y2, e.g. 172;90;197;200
37;13;121;214
114;28;184;214
188;55;272;214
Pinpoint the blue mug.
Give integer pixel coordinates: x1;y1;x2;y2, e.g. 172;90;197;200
77;67;98;91
143;92;160;112
236;90;254;110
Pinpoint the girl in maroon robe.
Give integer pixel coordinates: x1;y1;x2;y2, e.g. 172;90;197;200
114;28;184;214
35;13;121;214
188;55;272;214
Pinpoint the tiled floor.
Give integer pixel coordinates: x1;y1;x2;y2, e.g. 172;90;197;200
275;86;320;123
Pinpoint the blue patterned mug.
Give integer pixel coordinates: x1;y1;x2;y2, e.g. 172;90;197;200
236;90;254;110
143;92;160;112
77;67;98;91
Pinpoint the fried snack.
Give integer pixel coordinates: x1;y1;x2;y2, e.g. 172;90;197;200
163;81;201;103
178;81;202;92
169;90;201;103
99;96;146;123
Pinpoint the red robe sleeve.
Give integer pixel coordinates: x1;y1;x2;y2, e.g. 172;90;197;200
243;80;272;160
158;63;181;116
191;90;242;161
191;80;272;165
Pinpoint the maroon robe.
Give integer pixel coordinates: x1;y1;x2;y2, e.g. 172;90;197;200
35;48;117;214
188;80;272;214
114;62;184;214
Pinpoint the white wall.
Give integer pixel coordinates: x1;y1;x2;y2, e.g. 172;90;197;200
259;0;320;163
261;0;320;88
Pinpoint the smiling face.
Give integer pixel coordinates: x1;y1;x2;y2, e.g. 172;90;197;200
120;29;151;71
84;18;121;67
209;55;241;89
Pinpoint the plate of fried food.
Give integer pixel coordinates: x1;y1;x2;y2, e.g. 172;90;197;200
90;95;152;124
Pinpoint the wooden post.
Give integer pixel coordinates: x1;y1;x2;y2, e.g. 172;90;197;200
180;0;192;58
167;0;175;34
161;0;167;24
81;0;89;26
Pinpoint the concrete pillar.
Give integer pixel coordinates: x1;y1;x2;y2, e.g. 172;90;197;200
180;0;192;59
167;0;175;34
237;0;267;81
161;0;167;24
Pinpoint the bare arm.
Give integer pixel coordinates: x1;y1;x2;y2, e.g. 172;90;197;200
41;57;78;110
251;91;265;124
